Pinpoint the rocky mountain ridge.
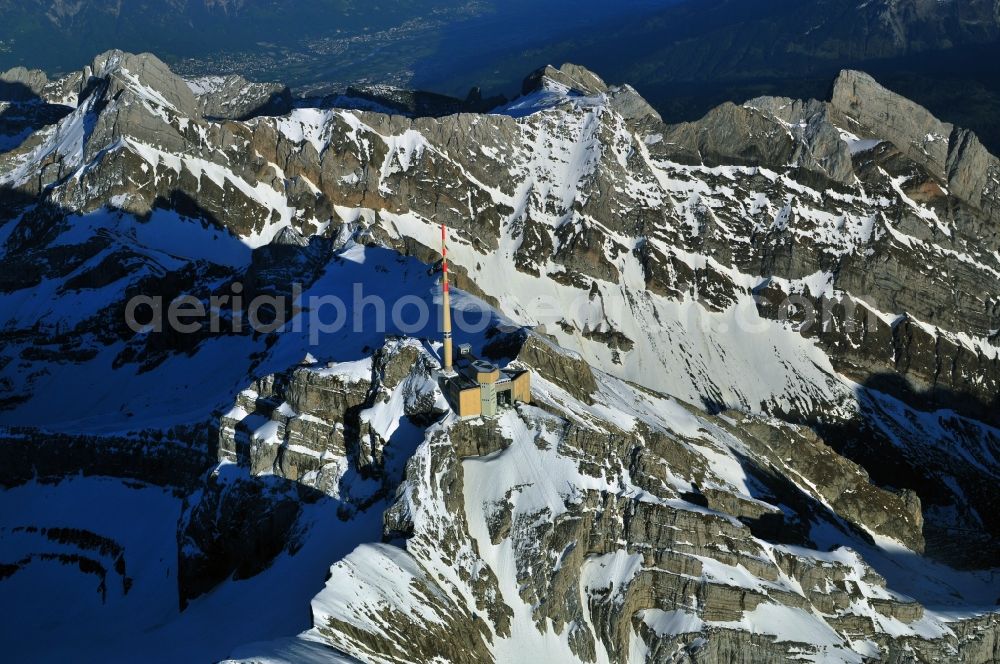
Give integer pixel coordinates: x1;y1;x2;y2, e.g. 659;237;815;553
1;52;999;662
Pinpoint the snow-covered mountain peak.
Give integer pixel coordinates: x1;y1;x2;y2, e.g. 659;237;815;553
2;52;1000;662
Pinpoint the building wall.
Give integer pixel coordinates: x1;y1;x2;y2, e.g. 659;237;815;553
458;387;482;417
477;368;500;384
512;373;531;403
480;382;497;418
447;372;529;418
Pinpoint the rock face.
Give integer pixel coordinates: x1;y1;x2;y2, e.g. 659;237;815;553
2;52;1000;662
831;69;954;179
188;74;294;120
217;337;443;500
659;98;855;184
511;332;598;403
301;395;990;663
0;65;74;152
0;67;50;99
522;63;610;96
832;68;1000;229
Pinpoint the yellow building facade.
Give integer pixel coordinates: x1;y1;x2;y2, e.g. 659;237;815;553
441;347;530;418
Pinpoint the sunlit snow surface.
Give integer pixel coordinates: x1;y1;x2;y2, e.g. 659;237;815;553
269;379;1000;664
1;228;998;661
2;64;1000;663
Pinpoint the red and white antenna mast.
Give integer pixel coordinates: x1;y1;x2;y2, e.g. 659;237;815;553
441;223;454;374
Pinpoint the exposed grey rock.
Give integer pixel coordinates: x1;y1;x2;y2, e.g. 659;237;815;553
89;50;201;118
607;84;662;122
513;332;597;403
728;413;925;551
188;74;293;120
658;98;855;184
946;126;1000;224
832;68;1000;230
0;66;49;100
216;337;442;502
4;53;1000;663
831;69;952;180
522;63;609;96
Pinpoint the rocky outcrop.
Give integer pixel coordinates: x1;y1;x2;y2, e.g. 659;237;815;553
4;53;1000;663
754;285;1000;428
659;99;854;185
188;74;293;120
0;67;49;100
321;424;510;663
217;337;442;501
447;417;509;458
833;68;1000;231
177;467;312;606
522;63;609;97
90;50;202;118
315;392;969;663
832;69;953;180
0;426;214;490
730;414;925;552
946;127;1000;224
513;332;597;403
